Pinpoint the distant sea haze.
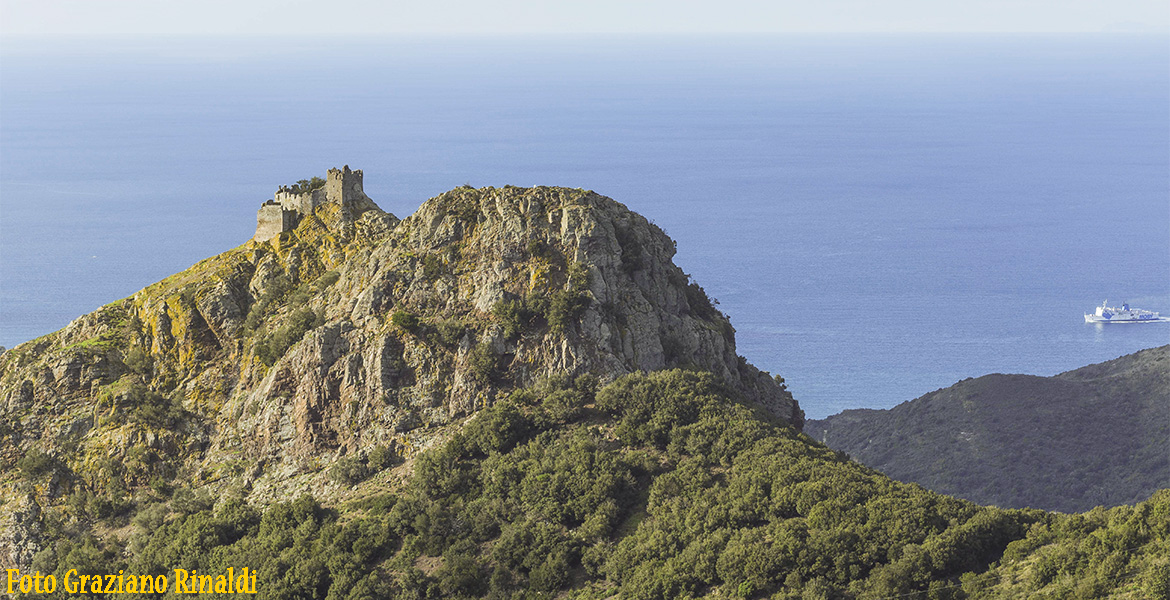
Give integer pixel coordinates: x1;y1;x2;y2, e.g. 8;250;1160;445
1;34;1166;419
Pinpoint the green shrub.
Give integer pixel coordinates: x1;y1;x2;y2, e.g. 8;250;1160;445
288;176;326;194
422;255;447;281
685;281;719;320
368;445;399;470
567;261;590;290
101;383;186;429
466;343;497;385
132;502;169;531
329;445;401;486
547;290;589;335
437;547;488;597
464;402;530;455
17;448;57;479
170;487;214;515
491;300;533;340
315;270;341;289
85;484;131;521
243;274;292;334
434;319;467;347
288;287;312;307
540;262;591;335
540;388;587;425
256;308;323;366
122;346;153;377
1145;563;1170;600
329;457;371;487
391;310;421;333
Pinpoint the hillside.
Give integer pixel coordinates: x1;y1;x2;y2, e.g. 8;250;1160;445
1;171;1167;598
0;172;797;570
807;346;1170;513
8;370;1170;598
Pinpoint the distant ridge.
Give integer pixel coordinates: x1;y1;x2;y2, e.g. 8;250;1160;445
807;346;1170;512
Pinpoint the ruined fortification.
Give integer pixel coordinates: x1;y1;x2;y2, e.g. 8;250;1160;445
253;166;374;241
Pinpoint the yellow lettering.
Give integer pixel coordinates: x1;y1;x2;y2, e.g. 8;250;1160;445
104;574;116;592
78;574;91;593
199;574;212;593
64;570;79;594
174;569;189;593
155;574;168;593
19;573;32;594
235;568;250;593
43;574;57;594
215;575;227;593
127;576;138;594
6;569;18;595
249;569;257;594
227;567;233;593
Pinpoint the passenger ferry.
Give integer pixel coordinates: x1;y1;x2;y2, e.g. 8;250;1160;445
1084;301;1167;323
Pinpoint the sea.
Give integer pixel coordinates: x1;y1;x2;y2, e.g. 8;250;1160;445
1;35;1167;419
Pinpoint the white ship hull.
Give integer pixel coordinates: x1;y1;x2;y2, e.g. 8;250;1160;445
1084;301;1167;324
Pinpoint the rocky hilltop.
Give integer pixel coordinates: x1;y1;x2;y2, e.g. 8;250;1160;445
807;345;1170;513
0;171;799;569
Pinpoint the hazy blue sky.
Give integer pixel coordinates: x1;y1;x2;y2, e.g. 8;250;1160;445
2;0;1167;36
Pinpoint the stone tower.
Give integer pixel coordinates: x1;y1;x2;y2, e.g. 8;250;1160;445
325;165;364;207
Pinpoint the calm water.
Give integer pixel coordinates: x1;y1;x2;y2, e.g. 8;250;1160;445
2;35;1167;419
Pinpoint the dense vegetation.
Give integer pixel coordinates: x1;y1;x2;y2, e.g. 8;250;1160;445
20;370;1169;599
807;346;1170;513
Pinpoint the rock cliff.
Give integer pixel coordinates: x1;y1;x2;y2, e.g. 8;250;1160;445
0;178;800;569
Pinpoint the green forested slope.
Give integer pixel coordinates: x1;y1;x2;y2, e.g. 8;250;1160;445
807;346;1170;513
24;370;1169;599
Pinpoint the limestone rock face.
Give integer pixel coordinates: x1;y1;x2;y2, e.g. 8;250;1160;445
393;186;799;419
0;495;41;571
0;183;801;568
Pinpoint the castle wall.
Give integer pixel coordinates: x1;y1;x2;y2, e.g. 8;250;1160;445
254;202;296;242
273;188;326;215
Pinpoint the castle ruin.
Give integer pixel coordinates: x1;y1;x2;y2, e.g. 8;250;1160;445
253;166;375;241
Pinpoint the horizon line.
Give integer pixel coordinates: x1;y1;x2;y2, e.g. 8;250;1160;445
3;30;1169;40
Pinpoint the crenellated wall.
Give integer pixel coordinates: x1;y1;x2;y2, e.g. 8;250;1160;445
274;187;326;215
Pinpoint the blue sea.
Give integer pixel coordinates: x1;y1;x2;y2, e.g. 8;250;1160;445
1;35;1167;419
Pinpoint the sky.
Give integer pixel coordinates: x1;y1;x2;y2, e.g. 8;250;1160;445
1;0;1168;37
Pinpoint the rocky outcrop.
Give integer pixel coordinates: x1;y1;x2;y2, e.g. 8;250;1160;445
0;180;801;568
0;495;41;571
